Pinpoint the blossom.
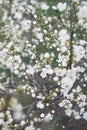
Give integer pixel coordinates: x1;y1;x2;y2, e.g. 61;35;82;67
61;46;67;53
44;53;50;58
72;0;79;2
54;68;66;77
53;76;58;81
37;101;44;109
78;3;87;19
10;98;23;121
73;45;85;61
65;109;72;117
40;71;47;78
25;125;35;130
57;2;67;12
40;2;49;10
26;65;35;75
47;68;54;75
0;0;3;4
44;113;53;122
40;113;45;118
83;112;87;120
59;29;70;44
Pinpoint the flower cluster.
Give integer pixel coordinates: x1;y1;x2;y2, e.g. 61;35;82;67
0;0;87;130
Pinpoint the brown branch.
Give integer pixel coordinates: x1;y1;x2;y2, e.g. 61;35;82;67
69;1;73;69
27;0;33;44
68;68;87;94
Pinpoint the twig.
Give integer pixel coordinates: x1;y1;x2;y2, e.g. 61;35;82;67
68;68;87;94
69;0;73;69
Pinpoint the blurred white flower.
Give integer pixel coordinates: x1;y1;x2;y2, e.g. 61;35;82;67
0;0;3;4
80;108;85;115
44;113;53;122
13;111;23;121
57;2;67;12
25;125;35;130
40;68;47;78
26;65;35;75
72;0;79;2
53;76;58;81
73;45;85;61
40;2;49;10
37;101;44;109
83;112;87;120
0;119;4;125
59;29;70;44
44;53;50;58
10;98;23;121
40;113;45;118
61;69;76;88
78;5;87;19
65;109;72;117
47;68;54;75
61;46;67;53
14;12;22;20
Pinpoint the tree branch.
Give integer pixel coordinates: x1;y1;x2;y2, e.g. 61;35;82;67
69;1;73;69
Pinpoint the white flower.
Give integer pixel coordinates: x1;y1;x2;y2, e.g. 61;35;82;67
78;4;87;19
73;45;85;61
65;109;72;117
47;68;54;75
59;100;71;107
40;113;45;118
44;53;50;58
10;98;23;121
59;29;70;44
73;111;81;120
0;112;4;118
44;113;53;122
59;29;67;37
57;2;67;12
52;6;57;10
40;71;47;78
83;112;87;120
26;65;34;75
0;119;4;125
76;86;82;93
79;102;87;108
25;125;35;130
53;76;58;81
72;0;79;2
80;108;85;115
40;2;49;10
14;12;22;20
61;69;76;90
75;114;81;120
54;68;66;77
61;46;67;53
21;120;26;126
37;101;44;109
36;128;41;130
21;20;31;31
79;40;85;45
0;0;3;4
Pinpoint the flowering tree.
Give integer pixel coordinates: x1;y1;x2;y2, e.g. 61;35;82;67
0;0;87;130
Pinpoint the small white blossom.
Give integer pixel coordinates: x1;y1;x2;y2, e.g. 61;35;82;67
37;101;44;109
83;112;87;120
57;3;67;12
44;113;53;122
25;125;35;130
78;3;87;19
40;2;49;10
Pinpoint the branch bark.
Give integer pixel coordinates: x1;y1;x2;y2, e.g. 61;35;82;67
69;1;73;69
